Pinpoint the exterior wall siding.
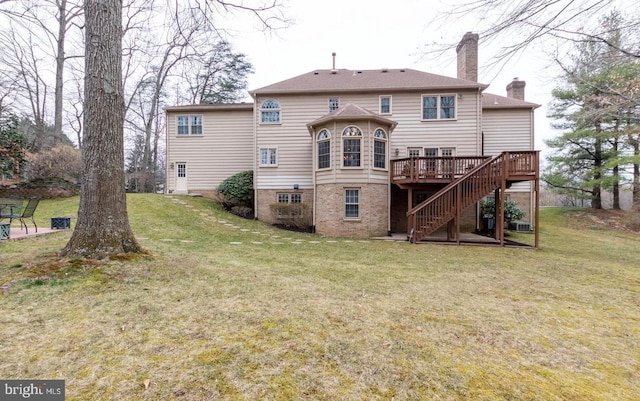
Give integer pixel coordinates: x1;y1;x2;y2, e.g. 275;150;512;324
166;109;253;193
387;90;481;157
255;90;483;192
482;107;535;216
482;108;534;154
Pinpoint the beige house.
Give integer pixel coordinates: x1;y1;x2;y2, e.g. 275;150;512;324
165;33;540;244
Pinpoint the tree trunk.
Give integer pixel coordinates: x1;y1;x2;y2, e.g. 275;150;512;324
612;137;620;210
592;136;603;209
54;0;67;145
632;138;640;213
62;0;143;258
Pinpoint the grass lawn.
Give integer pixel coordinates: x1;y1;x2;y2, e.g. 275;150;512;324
1;194;639;400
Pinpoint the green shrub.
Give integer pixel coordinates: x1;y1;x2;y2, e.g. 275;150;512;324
217;171;254;216
480;198;525;222
269;203;309;229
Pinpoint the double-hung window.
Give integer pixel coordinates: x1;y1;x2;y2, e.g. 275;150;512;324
260;99;281;123
176;115;203;135
342;126;362;168
260;147;277;166
421;95;456;120
317;129;331;169
329;98;340;112
373;128;387;169
345;189;359;219
379;95;392;114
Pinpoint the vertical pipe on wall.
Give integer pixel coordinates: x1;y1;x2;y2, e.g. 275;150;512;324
252;94;258;220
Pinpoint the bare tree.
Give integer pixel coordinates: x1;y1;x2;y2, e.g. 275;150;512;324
0;0;83;146
61;0;143;258
124;3;218;192
122;1;279;193
61;0;288;257
424;0;640;70
21;0;83;142
0;25;49;136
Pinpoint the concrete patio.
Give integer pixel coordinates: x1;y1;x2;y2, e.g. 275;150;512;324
1;225;68;241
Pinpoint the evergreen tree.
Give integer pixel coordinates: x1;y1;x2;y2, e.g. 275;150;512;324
545;12;640;209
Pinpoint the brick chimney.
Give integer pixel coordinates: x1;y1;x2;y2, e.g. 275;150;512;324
456;32;479;82
506;77;526;100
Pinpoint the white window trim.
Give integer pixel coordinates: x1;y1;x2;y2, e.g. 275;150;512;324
277;192;302;204
373;127;388;171
420;94;457;121
328;97;340;112
379;95;392;115
408;147;421;157
259;147;278;167
344;187;361;220
341;126;363;169
176;114;203;136
421;148;437;158
317;129;331;170
259;99;282;125
440;147;456;156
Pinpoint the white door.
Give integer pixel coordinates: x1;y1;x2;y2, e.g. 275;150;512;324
175;162;187;194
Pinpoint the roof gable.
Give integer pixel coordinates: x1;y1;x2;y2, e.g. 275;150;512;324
307;103;397;133
252;68;488;95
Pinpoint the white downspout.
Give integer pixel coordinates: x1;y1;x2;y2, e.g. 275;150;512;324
253;94;258;219
165;109;170;194
311;126;317;232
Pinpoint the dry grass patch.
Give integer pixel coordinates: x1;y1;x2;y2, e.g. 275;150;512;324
1;197;639;400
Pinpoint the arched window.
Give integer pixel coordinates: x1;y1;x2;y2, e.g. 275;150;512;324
317;129;331;169
342;126;362;167
260;99;281;123
373;128;387;169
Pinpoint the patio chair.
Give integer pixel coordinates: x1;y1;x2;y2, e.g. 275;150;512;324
0;197;40;234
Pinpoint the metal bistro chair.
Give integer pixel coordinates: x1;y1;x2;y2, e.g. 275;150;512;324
1;197;40;234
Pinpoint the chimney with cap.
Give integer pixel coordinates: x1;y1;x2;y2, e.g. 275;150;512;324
456;32;479;82
506;77;526;100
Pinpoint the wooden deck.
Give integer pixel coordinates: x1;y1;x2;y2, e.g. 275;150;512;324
391;151;540;247
391;152;538;186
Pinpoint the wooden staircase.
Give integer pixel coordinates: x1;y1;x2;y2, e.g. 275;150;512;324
402;151;539;244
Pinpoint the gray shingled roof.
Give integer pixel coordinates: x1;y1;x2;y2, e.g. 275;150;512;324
164;103;253;112
307;103;398;129
482;93;540;109
252;68;488;94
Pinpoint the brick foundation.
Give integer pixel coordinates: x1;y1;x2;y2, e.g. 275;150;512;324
315;183;388;238
256;189;313;227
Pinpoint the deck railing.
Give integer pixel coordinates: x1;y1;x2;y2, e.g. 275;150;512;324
391;156;490;183
405;151;539;243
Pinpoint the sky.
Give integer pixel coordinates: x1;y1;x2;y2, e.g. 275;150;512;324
223;0;563;155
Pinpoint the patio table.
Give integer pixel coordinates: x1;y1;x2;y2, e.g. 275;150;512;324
0;201;22;218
